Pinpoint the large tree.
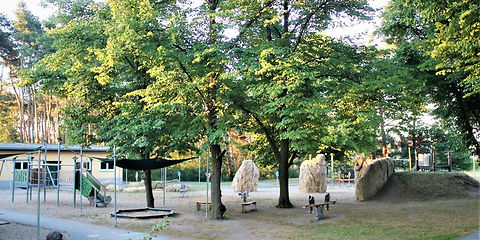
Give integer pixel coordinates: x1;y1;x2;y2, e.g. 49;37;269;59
40;0;191;208
230;0;372;208
0;2;61;144
380;0;480;157
116;0;236;218
41;0;236;218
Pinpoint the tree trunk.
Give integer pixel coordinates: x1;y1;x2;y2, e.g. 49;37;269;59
277;138;293;208
210;143;225;219
205;0;225;220
10;77;24;142
143;169;155;208
33;89;39;143
27;88;32;142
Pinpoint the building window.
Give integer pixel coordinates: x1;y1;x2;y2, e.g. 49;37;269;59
82;161;91;171
14;162;28;170
100;162;114;171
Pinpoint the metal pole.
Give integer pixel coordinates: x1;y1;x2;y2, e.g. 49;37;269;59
37;150;41;240
113;146;117;225
330;154;334;183
163;167;166;208
206;150;209;218
198;156;201;183
73;157;77;208
26;157;30;203
44;143;47;201
80;147;83;214
415;148;419;171
432;146;436;172
11;158;15;203
448;152;452;172
57;142;61;206
408;147;412;171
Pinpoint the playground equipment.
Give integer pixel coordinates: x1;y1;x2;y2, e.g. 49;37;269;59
1;150;71;206
111;208;175;219
415;151;452;172
76;170;111;207
1;146;113;210
91;154;196;222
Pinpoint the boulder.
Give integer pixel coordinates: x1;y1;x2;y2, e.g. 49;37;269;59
165;183;188;192
105;184;124;192
299;154;328;193
232;160;260;192
128;180;145;188
152;181;165;189
355;156;394;201
122;186;145;192
102;180;114;186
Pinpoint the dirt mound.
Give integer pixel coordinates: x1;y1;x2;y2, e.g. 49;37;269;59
373;171;480;202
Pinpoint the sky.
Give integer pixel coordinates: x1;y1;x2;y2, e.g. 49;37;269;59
1;0;389;47
1;0;54;21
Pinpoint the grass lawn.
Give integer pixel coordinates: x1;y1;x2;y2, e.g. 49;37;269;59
286;199;479;240
153;173;479;240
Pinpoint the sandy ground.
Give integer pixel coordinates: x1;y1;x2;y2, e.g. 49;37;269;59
0;222;55;240
0;181;355;239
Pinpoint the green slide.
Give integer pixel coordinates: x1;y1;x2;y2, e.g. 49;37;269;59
76;172;112;207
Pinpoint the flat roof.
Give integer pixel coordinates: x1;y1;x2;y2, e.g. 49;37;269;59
0;143;109;152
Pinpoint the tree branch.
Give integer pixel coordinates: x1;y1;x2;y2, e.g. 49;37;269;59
236;0;276;40
239;104;281;161
293;2;328;52
173;44;187;53
175;59;208;106
288;151;297;167
217;149;227;162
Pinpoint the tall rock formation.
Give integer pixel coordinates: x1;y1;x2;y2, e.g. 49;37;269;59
232;160;260;192
299;154;328;193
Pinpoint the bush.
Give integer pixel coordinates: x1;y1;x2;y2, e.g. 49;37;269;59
288;167;299;178
258;165;276;180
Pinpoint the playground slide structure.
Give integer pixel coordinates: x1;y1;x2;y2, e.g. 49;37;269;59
76;171;112;207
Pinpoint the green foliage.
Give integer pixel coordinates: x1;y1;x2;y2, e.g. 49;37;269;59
0;13;17;64
151;216;169;231
0;92;19;142
381;0;480;157
257;164;277;180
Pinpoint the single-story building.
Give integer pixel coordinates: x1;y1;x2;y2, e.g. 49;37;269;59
0;143;122;189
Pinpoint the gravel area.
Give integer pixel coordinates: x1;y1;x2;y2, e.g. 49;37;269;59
0;222;59;240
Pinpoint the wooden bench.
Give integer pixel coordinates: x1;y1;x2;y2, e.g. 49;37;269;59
196;201;211;211
304;201;336;220
241;201;257;213
334;178;355;182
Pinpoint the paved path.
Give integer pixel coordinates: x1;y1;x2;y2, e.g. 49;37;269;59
459;229;480;240
0;208;171;240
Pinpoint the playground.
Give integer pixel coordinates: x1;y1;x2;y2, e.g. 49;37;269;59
0;171;479;240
